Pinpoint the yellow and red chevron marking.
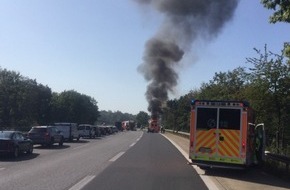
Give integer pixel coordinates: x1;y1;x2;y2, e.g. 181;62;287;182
218;130;240;157
195;129;216;155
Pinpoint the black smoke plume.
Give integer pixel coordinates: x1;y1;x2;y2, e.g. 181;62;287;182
136;0;239;118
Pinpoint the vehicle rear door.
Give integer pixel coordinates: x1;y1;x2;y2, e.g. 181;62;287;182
52;127;61;142
194;107;218;157
217;108;242;159
194;107;242;160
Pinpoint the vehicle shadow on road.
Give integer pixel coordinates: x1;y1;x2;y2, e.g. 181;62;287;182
68;139;90;143
0;153;40;162
203;167;290;189
33;144;71;150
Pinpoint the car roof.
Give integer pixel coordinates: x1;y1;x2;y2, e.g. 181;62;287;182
78;124;92;126
32;126;54;128
0;130;17;133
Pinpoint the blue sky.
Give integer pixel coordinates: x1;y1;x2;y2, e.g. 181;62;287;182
0;0;289;115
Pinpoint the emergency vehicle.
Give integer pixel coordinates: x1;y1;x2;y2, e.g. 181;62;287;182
189;100;265;169
148;119;160;133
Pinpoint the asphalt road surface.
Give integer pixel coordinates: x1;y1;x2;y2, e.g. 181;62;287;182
0;131;143;190
2;130;289;190
82;132;208;190
163;132;290;190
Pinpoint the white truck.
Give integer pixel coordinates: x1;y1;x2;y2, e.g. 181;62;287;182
78;124;96;139
54;123;80;142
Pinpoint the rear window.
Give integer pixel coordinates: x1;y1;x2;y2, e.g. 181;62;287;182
0;131;13;138
196;107;241;130
78;126;85;130
196;108;217;130
78;125;91;130
219;108;241;130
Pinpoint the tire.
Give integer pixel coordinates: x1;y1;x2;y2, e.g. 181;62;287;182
48;138;54;147
59;137;63;146
13;147;19;158
27;144;33;154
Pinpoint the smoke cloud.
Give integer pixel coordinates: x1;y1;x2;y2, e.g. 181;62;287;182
136;0;239;118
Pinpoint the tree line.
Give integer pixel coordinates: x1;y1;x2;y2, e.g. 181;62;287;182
163;0;290;156
0;67;149;131
0;68;100;131
162;45;290;155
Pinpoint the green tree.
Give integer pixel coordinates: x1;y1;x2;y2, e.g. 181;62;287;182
0;68;52;130
136;111;149;127
197;67;249;100
51;90;99;124
98;110;136;125
162;99;178;131
261;0;290;61
246;45;290;153
261;0;290;23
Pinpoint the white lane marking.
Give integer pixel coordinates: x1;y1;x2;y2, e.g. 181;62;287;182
68;175;95;190
136;132;144;141
0;167;5;171
130;142;136;147
162;134;220;190
109;152;125;162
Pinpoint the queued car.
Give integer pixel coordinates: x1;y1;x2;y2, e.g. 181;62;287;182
27;126;64;147
98;126;107;136
92;125;101;137
0;131;33;158
78;124;96;139
53;123;80;142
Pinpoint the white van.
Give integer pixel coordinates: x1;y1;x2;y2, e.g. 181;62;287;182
54;123;80;142
78;124;96;139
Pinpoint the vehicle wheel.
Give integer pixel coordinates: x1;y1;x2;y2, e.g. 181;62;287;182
48;138;54;147
13;147;19;158
77;136;80;141
59;138;63;146
27;144;33;154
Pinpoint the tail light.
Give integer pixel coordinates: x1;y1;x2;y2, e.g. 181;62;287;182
44;132;50;140
242;141;246;149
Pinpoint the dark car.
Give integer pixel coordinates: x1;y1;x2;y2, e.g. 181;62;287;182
27;126;64;147
0;131;33;158
98;126;107;136
92;125;101;137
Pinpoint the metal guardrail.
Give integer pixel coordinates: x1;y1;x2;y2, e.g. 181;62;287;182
165;129;290;173
165;129;190;139
265;152;290;172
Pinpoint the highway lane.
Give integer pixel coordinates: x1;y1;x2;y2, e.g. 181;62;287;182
82;132;208;190
164;132;290;190
2;130;288;190
0;131;143;190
